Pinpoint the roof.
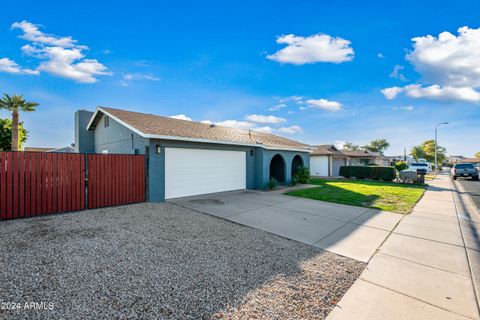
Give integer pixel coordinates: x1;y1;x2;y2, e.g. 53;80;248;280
311;145;376;158
461;158;480;163
87;107;311;152
341;149;375;158
24;147;55;152
311;145;344;156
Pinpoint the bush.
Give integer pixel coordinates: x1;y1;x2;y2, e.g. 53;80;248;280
293;166;310;184
395;161;409;171
267;178;278;190
339;166;396;181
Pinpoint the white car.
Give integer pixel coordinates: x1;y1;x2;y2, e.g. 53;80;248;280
408;162;431;174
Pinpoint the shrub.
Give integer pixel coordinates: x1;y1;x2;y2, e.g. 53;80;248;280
339;166;396;181
293;166;310;184
267;178;278;190
395;161;409;171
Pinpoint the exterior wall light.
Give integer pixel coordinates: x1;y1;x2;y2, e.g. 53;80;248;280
156;144;162;154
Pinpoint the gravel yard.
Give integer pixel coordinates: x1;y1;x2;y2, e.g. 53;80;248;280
0;203;365;319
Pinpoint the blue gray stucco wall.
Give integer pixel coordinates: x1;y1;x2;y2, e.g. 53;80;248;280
92;114;148;154
256;149;310;187
75;110;95;153
147;139;260;202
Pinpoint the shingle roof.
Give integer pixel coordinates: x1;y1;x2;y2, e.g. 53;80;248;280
88;107;311;151
311;145;344;156
340;149;374;157
311;145;375;158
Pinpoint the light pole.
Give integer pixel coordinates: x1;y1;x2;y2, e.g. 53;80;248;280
435;122;449;173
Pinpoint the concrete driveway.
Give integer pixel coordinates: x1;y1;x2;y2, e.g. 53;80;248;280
170;189;402;262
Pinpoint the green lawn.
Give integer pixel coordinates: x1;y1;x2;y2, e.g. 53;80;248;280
286;179;427;214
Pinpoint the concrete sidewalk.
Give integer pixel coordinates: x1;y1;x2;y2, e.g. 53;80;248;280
328;173;480;320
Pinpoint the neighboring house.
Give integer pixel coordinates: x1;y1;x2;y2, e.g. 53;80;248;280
369;152;391;166
449;155;466;163
462;158;480;164
24;145;75;153
75;107;311;202
310;145;376;176
310;145;347;177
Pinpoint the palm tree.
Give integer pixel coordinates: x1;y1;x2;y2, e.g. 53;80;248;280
0;94;39;151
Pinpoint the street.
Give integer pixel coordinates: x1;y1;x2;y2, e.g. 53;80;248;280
458;179;480;211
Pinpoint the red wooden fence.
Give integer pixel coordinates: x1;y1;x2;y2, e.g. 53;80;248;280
0;152;145;220
87;154;145;209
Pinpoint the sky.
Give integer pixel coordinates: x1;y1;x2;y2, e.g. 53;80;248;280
0;0;479;157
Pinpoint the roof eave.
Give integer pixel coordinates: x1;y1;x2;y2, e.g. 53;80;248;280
86;107;311;153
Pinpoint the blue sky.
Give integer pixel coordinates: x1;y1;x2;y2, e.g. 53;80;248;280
1;0;479;156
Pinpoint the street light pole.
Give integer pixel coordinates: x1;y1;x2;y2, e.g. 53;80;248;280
435;122;449;173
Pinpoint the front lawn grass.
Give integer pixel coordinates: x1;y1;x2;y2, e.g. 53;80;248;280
285;179;427;214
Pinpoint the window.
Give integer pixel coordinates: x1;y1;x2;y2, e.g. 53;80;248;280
104;116;109;128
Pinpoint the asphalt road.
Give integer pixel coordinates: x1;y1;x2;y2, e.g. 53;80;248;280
458;178;480;210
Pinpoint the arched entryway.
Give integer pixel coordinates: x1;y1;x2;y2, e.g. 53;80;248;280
269;154;285;182
291;155;304;178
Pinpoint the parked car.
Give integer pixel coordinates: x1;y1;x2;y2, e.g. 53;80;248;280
451;163;479;181
408;162;430;174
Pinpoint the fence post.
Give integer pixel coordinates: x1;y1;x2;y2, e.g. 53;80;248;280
84;153;89;209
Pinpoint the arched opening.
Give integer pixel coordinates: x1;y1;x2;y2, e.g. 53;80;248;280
269;154;285;182
292;155;304;178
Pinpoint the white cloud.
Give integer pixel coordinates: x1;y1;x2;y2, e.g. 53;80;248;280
268;103;287;111
389;65;407;81
0;57;38;75
4;20;110;83
121;73;160;86
377;53;385;59
306;98;342;111
393;105;414;111
334;140;346;149
384;26;480;103
406;26;480;88
267;33;354;65
278;125;303;134
245;114;286;124
204;120;255;130
252;126;273;133
381;86;403;100
12;21;82;48
170;114;192;121
404;84;480;102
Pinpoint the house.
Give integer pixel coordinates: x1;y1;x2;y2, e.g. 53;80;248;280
309;145;376;176
462;158;480;164
24;145;75;153
369;152;391;166
449;155;466;163
75;107;311;201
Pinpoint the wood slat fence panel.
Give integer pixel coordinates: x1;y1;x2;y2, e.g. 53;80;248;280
0;152;145;220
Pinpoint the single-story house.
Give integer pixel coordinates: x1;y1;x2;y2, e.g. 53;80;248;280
462;158;480;164
75;107;311;201
24;145;76;153
310;145;380;176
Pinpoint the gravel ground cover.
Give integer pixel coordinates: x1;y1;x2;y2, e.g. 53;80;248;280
0;203;365;319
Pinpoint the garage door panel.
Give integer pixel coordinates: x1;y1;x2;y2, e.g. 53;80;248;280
165;148;246;199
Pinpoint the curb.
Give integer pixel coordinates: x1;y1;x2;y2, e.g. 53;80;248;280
452;179;480;315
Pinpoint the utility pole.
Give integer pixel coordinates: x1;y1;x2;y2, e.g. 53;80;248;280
435;122;449;173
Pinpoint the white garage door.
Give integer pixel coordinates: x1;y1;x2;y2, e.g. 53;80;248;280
165;148;246;199
310;156;329;176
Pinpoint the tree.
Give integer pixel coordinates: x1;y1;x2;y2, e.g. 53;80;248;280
475;152;480;158
343;142;360;150
0;119;28;151
363;139;390;154
410;140;446;164
410;145;426;161
0;94;38;151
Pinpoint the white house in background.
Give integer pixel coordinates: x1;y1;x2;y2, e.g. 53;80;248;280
310;145;377;176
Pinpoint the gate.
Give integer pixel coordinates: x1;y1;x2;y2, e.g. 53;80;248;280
87;154;145;209
0;152;146;220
